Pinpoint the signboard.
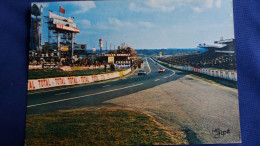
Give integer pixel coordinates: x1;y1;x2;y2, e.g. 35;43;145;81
108;57;114;64
74;44;86;50
103;53;131;57
56;24;80;33
53;19;76;28
115;60;131;64
115;64;131;68
49;11;73;23
61;46;68;51
81;45;86;49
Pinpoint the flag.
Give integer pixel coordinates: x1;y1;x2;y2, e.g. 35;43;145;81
60;6;65;14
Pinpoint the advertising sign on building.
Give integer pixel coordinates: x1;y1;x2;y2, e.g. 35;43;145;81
61;46;68;51
56;24;80;33
108;56;114;64
103;54;131;57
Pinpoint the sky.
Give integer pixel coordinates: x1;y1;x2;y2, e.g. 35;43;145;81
33;0;234;49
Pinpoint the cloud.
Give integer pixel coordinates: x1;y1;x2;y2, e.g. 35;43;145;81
130;0;223;13
129;0;175;13
108;18;134;29
191;7;203;13
96;18;155;30
138;21;156;28
215;0;222;8
79;19;91;28
145;0;175;12
129;3;152;13
71;1;96;14
204;0;214;8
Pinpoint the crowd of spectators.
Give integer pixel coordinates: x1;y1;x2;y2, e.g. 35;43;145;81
158;49;236;70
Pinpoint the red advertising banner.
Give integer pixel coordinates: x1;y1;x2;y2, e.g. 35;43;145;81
56;24;80;33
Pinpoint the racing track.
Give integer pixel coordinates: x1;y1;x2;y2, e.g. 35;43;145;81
27;58;188;115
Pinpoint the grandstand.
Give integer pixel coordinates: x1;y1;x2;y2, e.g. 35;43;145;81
158;39;236;70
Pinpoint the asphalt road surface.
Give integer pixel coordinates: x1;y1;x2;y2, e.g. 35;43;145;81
27;58;188;115
26;57;240;144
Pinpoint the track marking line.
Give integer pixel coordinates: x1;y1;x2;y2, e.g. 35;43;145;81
54;92;70;96
102;85;111;87
146;58;151;74
155;79;160;82
27;83;143;108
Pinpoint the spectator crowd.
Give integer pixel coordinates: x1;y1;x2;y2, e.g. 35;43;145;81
158;49;236;70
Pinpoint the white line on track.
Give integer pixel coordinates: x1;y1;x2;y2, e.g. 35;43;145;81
102;85;111;87
154;79;160;82
27;83;143;108
54;92;70;96
146;58;151;74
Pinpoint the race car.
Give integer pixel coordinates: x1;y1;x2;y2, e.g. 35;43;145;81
158;68;166;73
138;70;147;76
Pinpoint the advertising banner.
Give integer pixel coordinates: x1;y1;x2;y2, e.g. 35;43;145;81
108;57;114;64
56;24;80;33
61;46;69;51
28;68;131;90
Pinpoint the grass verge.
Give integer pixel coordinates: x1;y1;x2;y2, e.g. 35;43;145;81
28;68;127;80
25;108;186;145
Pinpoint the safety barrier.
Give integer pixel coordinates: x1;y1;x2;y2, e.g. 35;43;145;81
153;58;237;81
28;68;132;90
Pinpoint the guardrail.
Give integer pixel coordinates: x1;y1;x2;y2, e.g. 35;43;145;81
152;58;237;81
28;68;132;90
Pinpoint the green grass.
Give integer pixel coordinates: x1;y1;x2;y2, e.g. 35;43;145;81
25;109;186;145
28;68;127;79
